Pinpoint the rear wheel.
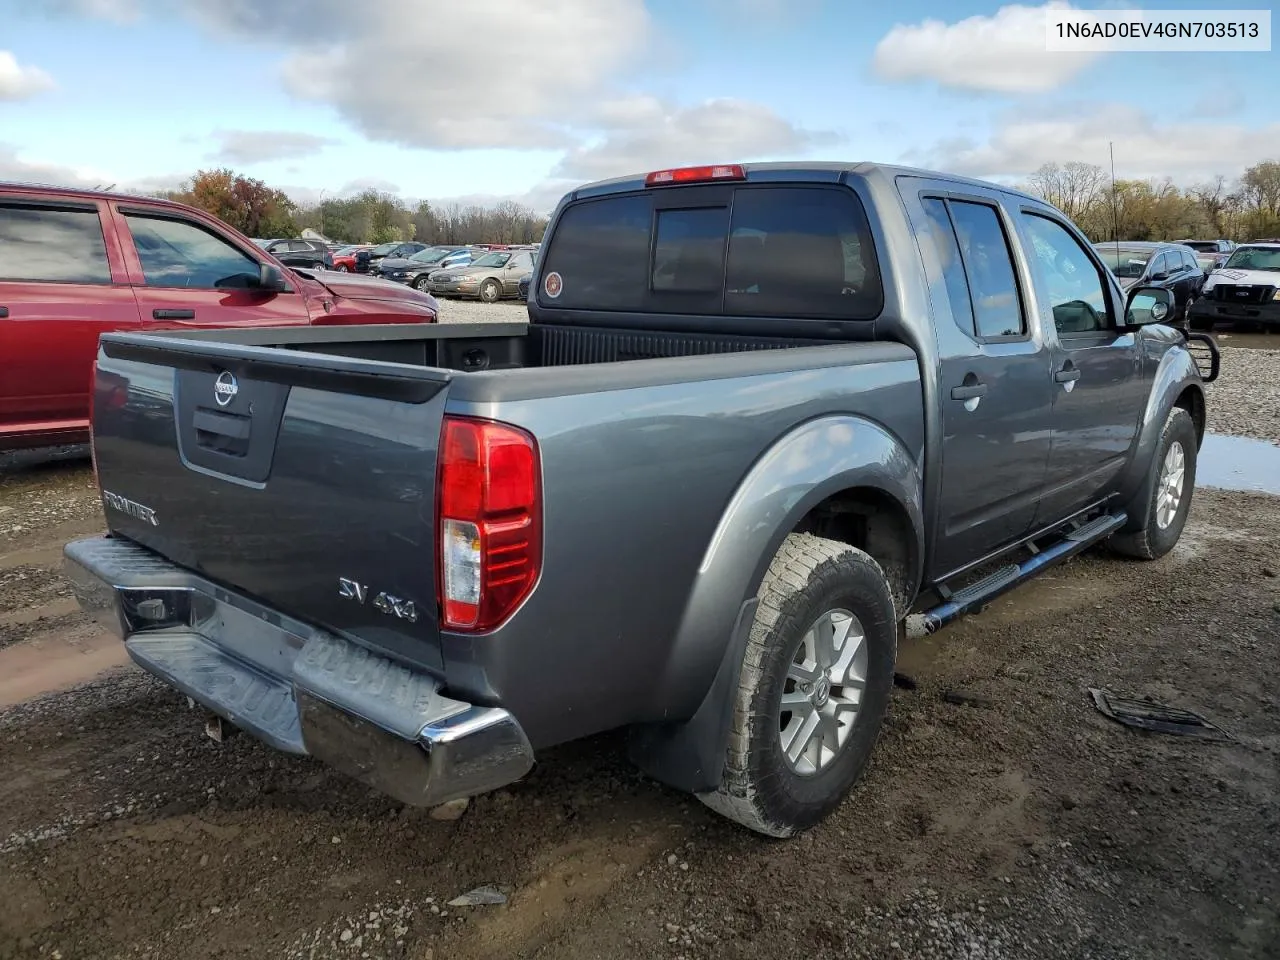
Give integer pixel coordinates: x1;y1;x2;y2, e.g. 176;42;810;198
480;279;502;303
1110;407;1197;560
698;533;897;838
335;264;349;273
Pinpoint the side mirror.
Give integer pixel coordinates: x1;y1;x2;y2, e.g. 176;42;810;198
257;262;288;292
1124;285;1175;327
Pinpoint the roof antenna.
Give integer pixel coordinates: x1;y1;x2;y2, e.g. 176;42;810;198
1109;141;1119;263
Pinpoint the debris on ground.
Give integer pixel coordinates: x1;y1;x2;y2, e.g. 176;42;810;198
447;886;508;907
1088;688;1235;742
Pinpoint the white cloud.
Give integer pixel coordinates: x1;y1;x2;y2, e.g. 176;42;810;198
0;51;55;100
554;97;837;181
41;0;140;23
181;0;651;151
0;144;186;194
873;2;1101;93
210;129;338;164
911;104;1280;183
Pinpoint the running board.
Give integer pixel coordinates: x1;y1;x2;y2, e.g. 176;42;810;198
912;512;1127;636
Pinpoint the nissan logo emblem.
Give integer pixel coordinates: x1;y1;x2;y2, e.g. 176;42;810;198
213;370;238;407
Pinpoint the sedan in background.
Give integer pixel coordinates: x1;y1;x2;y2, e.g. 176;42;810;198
428;248;537;302
1094;240;1204;325
356;240;430;273
331;244;373;272
253;238;333;271
375;246;476;289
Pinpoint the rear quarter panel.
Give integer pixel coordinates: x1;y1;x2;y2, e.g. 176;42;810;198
441;343;924;749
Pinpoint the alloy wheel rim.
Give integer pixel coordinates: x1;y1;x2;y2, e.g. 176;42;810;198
1155;441;1186;530
778;608;868;777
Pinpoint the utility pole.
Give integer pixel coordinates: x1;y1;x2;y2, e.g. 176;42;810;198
1109;141;1120;254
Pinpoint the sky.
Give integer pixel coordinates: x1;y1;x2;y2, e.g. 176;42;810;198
0;0;1276;215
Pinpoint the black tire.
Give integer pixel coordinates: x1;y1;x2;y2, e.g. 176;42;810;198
335;264;349;272
1188;308;1214;332
413;276;431;291
698;533;897;838
480;279;501;303
1110;407;1197;560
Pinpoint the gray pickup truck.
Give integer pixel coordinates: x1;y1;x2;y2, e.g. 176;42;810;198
65;162;1220;838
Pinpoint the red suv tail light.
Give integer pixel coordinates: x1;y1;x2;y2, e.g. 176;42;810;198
437;416;542;632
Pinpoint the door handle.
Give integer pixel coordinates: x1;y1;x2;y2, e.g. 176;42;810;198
153;308;195;320
1054;367;1082;383
0;306;8;318
951;383;988;401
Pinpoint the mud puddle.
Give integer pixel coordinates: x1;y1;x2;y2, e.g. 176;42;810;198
1197;432;1280;495
1213;330;1280;351
0;624;130;708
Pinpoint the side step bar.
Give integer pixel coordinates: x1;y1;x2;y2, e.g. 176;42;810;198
912;511;1127;635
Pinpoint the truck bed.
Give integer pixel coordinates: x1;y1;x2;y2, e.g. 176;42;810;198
139;320;847;371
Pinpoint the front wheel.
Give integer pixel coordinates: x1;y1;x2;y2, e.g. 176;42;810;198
335;264;349;273
1110;407;1197;560
413;276;431;291
479;279;502;303
698;533;897;838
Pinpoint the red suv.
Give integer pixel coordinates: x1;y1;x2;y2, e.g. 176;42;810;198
0;184;440;451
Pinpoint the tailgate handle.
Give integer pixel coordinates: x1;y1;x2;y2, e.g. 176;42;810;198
153;308;195;320
193;408;251;440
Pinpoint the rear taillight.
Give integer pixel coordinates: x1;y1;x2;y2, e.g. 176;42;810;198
437;416;541;632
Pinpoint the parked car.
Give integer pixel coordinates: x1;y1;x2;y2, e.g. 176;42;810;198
331;244;373;272
1187;241;1280;331
1093;241;1204;325
1172;238;1234;273
428;248;538;301
0;183;439;451
358;241;430;273
376;246;477;289
255;238;334;271
64;161;1216;839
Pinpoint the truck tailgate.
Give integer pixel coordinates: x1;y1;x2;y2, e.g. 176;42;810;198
89;332;453;669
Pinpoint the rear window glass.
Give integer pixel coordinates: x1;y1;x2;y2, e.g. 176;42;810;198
540;184;882;319
539;193;651;310
0;204;112;284
724;187;881;319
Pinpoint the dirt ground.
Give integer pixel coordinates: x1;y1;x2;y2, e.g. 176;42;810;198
2;411;1279;960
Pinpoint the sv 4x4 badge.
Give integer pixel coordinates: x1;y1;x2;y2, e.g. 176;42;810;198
338;577;419;623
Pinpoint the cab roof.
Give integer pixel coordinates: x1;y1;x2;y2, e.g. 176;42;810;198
566;161;1047;208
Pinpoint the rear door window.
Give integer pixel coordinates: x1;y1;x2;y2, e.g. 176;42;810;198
944;200;1026;339
0;204;112;284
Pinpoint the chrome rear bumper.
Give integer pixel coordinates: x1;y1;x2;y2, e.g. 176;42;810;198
63;535;534;807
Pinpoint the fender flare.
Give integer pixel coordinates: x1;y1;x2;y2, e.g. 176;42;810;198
1116;346;1205;530
628;414;924;794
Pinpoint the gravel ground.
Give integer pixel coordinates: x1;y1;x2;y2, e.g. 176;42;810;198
1204;347;1280;445
433;297;528;325
0;481;1277;960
